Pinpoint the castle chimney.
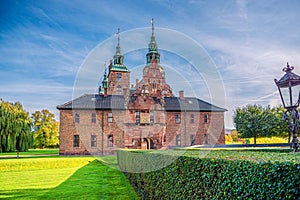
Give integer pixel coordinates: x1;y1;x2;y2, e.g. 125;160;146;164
179;90;184;99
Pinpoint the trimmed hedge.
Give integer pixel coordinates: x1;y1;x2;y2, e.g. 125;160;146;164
117;150;300;199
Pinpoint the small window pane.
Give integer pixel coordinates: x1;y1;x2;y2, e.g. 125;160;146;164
150;111;154;124
204;114;209;123
190;135;195;145
74;113;80;123
190;114;194;123
204;134;209;145
92;113;96;123
136;111;140;124
91;135;97;147
116;73;122;81
74;135;79;147
108;112;113;123
176;134;181;146
116;85;122;95
175;114;181;124
108;135;113;148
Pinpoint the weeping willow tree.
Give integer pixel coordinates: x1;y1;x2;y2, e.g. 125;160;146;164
0;100;33;152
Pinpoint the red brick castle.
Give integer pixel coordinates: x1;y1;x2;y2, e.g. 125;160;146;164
57;21;226;155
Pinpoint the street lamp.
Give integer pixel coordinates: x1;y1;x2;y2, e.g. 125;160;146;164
274;62;300;152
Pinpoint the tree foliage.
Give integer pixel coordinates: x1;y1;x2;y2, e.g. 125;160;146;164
0;100;33;152
233;105;279;144
32;109;59;148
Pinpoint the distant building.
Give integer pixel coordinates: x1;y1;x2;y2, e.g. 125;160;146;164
57;21;227;155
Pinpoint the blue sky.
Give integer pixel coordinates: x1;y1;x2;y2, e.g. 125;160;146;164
1;0;300;128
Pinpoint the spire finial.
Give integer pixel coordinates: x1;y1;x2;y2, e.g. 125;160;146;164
151;18;154;36
115;28;121;55
117;28;120;47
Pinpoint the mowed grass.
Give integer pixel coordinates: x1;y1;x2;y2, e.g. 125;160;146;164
0;149;59;157
0;156;139;199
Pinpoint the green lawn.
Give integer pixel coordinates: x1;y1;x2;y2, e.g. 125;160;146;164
0;149;59;157
0;156;139;199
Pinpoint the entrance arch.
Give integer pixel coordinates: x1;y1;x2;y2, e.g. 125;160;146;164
143;138;154;149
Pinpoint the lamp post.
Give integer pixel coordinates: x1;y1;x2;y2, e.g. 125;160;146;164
274;62;300;152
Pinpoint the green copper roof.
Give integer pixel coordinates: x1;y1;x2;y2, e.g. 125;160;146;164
110;64;129;72
146;19;160;64
110;29;129;72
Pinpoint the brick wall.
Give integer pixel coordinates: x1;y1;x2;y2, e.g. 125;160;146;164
59;109;225;155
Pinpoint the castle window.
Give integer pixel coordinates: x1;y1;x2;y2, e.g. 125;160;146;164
91;112;96;123
74;113;80;123
116;73;122;81
73;135;79;147
176;134;181;146
163;134;166;143
190;114;194;123
150;111;154;124
116;85;122;95
204;114;209;123
204;134;209;145
190;134;195;145
91;135;97;147
175;114;181;124
108;112;113;123
136;111;140;124
108;135;113;148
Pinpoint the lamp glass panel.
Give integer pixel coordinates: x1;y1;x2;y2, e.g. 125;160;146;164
291;84;300;106
280;86;291;107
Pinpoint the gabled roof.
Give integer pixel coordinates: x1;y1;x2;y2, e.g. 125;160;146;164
57;94;227;112
164;97;226;112
57;94;126;110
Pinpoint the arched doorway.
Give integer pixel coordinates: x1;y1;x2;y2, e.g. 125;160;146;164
143;138;154;149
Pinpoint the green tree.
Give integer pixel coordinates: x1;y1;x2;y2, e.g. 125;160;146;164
233;105;278;144
32;110;59;148
272;106;291;143
0;100;33;152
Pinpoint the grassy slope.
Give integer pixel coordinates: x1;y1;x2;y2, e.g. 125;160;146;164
0;156;139;200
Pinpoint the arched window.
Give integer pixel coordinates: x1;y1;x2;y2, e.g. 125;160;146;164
108;135;113;148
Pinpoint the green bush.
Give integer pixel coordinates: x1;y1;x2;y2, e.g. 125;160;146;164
117;150;300;199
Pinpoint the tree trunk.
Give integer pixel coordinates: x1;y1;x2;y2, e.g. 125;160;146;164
254;136;257;144
288;133;291;144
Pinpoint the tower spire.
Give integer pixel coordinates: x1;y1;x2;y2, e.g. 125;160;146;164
146;18;160;64
116;28;121;55
149;18;158;52
113;28;124;66
151;18;154;37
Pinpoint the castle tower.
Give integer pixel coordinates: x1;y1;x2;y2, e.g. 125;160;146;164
135;19;173;98
107;29;130;96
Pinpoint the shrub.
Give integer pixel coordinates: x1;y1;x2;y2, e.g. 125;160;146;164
118;150;300;199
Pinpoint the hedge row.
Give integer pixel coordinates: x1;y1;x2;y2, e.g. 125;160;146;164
117;150;300;200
